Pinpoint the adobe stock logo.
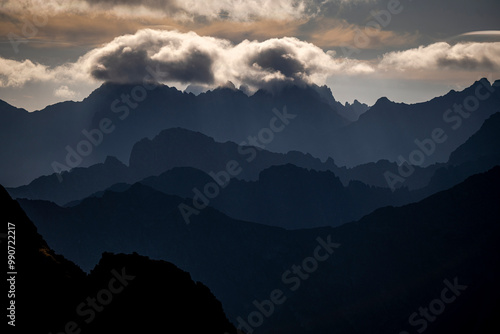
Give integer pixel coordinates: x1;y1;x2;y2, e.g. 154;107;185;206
399;277;467;334
236;235;340;334
384;78;495;191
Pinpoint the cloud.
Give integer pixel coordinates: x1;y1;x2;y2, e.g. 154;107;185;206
0;58;51;87
82;30;226;85
193;20;303;44
0;0;418;52
0;29;373;92
81;29;373;90
1;0;332;22
460;30;500;37
174;0;315;21
54;85;77;99
450;30;500;44
379;42;500;72
227;37;373;90
84;0;175;8
306;18;420;49
0;56;91;88
2;30;498;96
90;46;215;84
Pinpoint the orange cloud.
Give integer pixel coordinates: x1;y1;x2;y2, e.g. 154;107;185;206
193;20;303;42
307;18;419;50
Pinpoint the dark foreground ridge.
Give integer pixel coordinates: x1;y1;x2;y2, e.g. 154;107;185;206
1;186;236;334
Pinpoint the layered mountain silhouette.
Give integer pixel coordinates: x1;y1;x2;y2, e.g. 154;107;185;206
411;111;500;197
447;111;500;166
332;78;500;166
138;164;417;229
1;186;236;334
16;167;500;333
9;109;500;230
1;79;499;187
6;125;446;208
3;75;500;334
6;128;337;206
0;83;345;187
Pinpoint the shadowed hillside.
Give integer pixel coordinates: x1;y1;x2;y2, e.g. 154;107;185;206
16;167;500;333
1;186;236;334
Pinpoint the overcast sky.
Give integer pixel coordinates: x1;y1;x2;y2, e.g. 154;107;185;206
0;0;499;111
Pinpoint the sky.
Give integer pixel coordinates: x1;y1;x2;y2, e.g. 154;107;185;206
0;0;499;111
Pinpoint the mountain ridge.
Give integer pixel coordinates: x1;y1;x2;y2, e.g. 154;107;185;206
1;78;499;187
15;166;500;333
1;184;237;333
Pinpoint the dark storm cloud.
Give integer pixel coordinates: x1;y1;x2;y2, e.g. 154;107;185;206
160;49;215;84
80;30;349;89
90;45;215;84
437;55;496;71
91;48;152;83
249;46;308;79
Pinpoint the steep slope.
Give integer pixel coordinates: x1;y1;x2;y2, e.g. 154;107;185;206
17;167;500;333
1;185;236;334
16;183;328;326
334;78;500;166
415;111;500;196
312;84;369;121
0;98;99;187
273;166;500;334
1;184;86;333
448;111;500;166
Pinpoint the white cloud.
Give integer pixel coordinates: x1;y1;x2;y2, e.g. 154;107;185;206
460;30;500;37
0;56;94;88
54;85;77;99
1;32;498;95
379;42;500;72
174;0;311;21
0;58;51;87
0;29;373;92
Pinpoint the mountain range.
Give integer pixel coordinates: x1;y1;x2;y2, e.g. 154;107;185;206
1;78;498;187
8;108;500;230
16;166;500;333
3;77;500;333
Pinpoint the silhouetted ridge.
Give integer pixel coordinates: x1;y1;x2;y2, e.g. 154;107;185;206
16;167;500;333
1;78;499;186
448;111;500;166
82;252;236;334
1;185;86;333
334;78;499;166
1;184;236;333
417;111;500;196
